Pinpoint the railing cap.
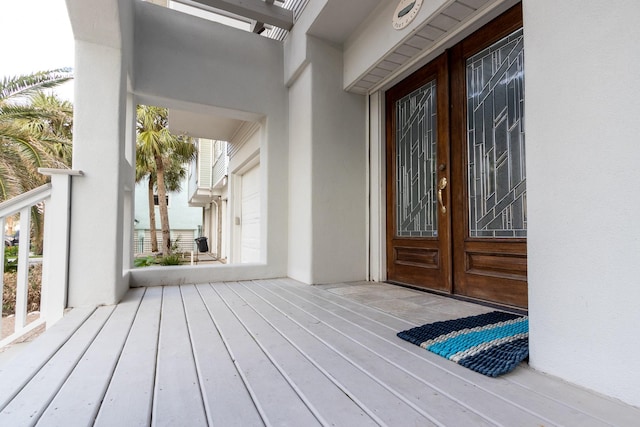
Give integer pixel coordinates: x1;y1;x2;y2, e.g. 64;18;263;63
0;183;52;218
38;168;84;176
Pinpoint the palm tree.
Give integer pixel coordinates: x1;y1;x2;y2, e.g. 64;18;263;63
135;145;160;252
136;105;196;254
135;146;190;253
26;92;73;164
0;69;73;201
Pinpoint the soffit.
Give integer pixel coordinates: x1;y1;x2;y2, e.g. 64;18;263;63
168;109;244;141
347;0;517;95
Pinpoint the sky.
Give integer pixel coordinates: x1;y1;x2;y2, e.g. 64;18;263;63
1;0;75;100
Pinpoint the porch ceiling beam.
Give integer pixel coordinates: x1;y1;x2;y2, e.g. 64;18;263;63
185;0;293;30
251;0;273;34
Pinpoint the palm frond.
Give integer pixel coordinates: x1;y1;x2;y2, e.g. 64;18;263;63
0;129;44;168
0;68;73;104
0;104;61;122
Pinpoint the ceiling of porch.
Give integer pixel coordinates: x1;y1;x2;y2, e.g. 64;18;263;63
152;0;307;41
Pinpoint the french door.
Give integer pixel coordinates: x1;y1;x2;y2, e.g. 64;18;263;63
386;5;527;308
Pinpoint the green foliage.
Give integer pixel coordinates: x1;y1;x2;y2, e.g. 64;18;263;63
159;254;182;266
170;237;181;253
4;258;18;273
0;69;74;202
4;245;18;272
134;256;156;268
2;263;43;315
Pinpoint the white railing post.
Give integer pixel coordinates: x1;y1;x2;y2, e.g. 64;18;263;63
0;216;4;334
39;169;83;327
14;207;32;330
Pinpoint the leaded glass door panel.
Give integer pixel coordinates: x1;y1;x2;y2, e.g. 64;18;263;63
450;6;527;308
386;55;452;293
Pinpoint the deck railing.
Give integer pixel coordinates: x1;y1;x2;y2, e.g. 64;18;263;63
0;169;82;347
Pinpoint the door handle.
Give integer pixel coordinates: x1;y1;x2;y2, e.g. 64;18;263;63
437;177;447;214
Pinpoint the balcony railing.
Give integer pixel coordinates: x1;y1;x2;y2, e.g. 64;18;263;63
0;169;81;347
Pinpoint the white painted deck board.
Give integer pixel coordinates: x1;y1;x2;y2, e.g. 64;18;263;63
0;306;95;411
94;286;162;427
230;281;442;426
217;282;379;427
197;283;320;427
506;367;640;426
0;306;115;426
181;284;263;427
0;278;638;426
37;287;146;427
152;285;207;426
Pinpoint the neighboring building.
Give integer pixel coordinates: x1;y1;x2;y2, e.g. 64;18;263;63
186;138;229;261
133;175;203;254
62;0;640;409
177;132;262;265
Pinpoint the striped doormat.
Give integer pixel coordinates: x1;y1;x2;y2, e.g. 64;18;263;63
397;311;528;377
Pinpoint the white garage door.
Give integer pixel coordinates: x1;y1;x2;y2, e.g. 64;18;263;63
240;164;260;263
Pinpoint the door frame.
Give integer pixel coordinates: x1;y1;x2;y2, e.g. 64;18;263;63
381;4;527;308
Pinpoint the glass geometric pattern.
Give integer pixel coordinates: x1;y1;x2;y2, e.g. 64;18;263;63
466;28;526;238
396;80;438;237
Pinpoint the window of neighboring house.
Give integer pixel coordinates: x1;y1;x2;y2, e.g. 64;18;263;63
154;194;170;207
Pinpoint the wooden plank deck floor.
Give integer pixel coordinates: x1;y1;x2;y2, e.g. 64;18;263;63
0;278;638;426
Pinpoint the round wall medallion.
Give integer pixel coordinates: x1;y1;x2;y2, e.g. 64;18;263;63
392;0;424;30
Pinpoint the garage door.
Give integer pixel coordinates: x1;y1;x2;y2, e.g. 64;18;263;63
240;164;260;263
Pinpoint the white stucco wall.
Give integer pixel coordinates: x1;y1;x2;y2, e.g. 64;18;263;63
308;38;367;283
287;35;368;284
129;2;288;286
524;0;640;407
288;65;313;283
283;0;327;85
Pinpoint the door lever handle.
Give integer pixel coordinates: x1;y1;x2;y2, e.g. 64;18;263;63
437;177;447;214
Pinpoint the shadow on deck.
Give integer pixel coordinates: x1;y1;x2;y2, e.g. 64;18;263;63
0;279;637;426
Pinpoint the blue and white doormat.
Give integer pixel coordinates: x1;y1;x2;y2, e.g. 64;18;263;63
397;311;528;377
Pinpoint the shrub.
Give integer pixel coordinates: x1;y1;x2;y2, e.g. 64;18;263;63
4;246;19;272
3;263;42;315
159;254;182;266
134;256;156;268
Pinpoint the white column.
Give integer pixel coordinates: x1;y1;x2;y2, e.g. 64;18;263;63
39;169;83;326
67;40;129;306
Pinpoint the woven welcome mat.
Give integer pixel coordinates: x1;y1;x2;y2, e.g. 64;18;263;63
397;311;528;377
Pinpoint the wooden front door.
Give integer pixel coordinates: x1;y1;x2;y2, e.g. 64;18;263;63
386;5;527;308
